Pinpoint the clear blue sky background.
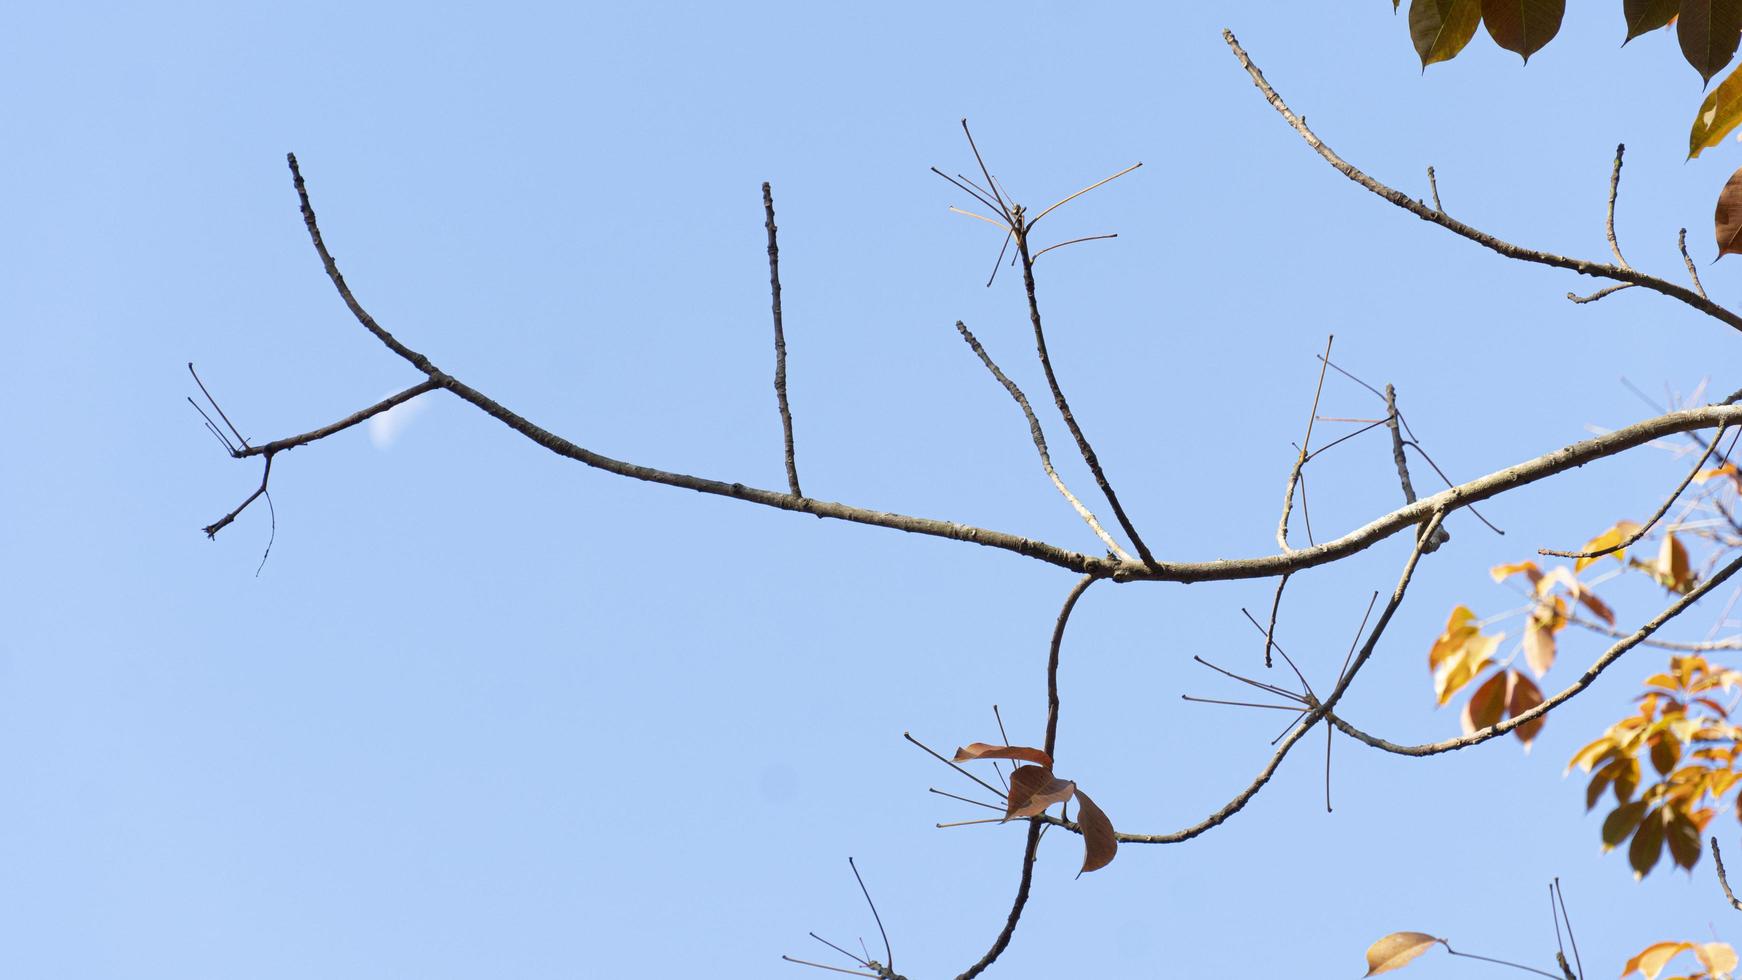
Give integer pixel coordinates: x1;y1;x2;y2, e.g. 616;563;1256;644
4;3;1741;978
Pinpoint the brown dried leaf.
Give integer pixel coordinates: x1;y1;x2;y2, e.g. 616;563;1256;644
1461;669;1509;735
1656;533;1695;594
1364;932;1442;976
1004;764;1075;820
952;743;1054;767
1524;612;1556;678
1506;671;1546;748
1482;0;1565;62
1717;166;1742;259
1073;788;1117;875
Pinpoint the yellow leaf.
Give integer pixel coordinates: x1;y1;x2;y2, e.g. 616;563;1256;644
1364;932;1441;976
1524;609;1557;678
1696;942;1738;977
1434;633;1501;706
1489;560;1543;586
1429;606;1480;670
1695;461;1739;484
1657;533;1695;594
1692;62;1742;159
1624;941;1693;980
1575;521;1644;573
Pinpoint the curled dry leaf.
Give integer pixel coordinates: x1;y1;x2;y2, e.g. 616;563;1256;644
1481;0;1565;63
1073;788;1117;875
1004;764;1075;820
1717;166;1742;259
1460;669;1509;735
1364;932;1442;976
1409;0;1482;67
952;743;1053;767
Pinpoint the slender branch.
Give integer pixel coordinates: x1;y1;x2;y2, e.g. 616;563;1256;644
1278;336;1333;552
238;380;442;459
1045;575;1095;758
1443;944;1563;980
955;321;1132;559
1385;384;1448;553
1603;144;1629;270
1222;31;1742;337
1427;165;1442;212
1714;837;1742;911
275;154;1742;585
1013;213;1157;567
204;453;274;538
1539;422;1728;560
1261;572;1290;668
1680;228;1708;299
1329;551;1742;756
952;820;1042;980
1567;283;1633;305
764;182;802;497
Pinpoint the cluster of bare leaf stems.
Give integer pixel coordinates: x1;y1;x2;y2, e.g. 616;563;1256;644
188;29;1742;979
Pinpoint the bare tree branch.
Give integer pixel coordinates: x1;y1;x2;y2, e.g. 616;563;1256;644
1222;31;1742;337
764;181;803;497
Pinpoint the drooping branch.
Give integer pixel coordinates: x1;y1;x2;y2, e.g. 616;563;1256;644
1327;551;1742;756
1222;31;1742;337
1539;419;1730;561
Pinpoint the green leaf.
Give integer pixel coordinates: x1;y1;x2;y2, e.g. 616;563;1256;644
1624;0;1679;43
1482;0;1565;62
1410;0;1484;67
1679;0;1742;84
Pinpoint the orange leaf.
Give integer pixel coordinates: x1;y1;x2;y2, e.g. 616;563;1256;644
1656;533;1695;594
1524;611;1557;678
1506;671;1546;748
1004;764;1075;820
952;743;1054;767
1623;940;1693;980
1364;932;1442;976
1461;669;1509;735
1073;788;1117;875
1489;560;1544;587
1574;522;1643;572
1718;166;1742;259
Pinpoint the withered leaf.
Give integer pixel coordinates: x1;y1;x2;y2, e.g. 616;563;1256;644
1523;610;1556;679
1506;671;1546;749
1719;166;1742;261
1482;0;1564;62
1461;669;1508;735
952;743;1054;767
1073;788;1117;875
1004;764;1075;820
1409;0;1483;67
1364;932;1442;976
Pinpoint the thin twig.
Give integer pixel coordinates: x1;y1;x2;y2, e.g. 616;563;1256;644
763;182;803;497
204;454;274;538
1427;165;1442;212
811;933;871;968
1223;31;1742;337
848;858;892;974
1681;228;1708;299
905;732;1007;801
1714;838;1742;911
1030;233;1118;262
1540;424;1726;560
1386;384;1449;552
1554;880;1583;980
955;321;1132;559
236;380;442;459
1330;551;1742;755
1261;572;1289;668
1567;283;1633;305
782;955;878;977
187;362;250;450
1604;144;1630;270
1278;336;1334;552
1443;944;1563;980
1027;162;1142;228
1014;214;1158;566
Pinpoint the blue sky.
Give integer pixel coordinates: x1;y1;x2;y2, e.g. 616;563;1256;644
4;3;1741;978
